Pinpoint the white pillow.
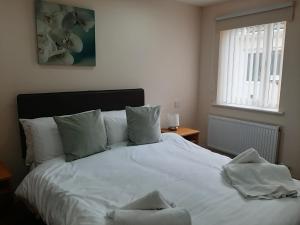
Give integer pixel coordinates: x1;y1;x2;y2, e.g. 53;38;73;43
102;110;128;145
20;119;34;166
20;117;64;165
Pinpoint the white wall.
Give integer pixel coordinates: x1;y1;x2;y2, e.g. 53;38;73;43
0;0;201;186
198;0;300;178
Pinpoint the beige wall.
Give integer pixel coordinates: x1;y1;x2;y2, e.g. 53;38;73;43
0;0;201;186
198;0;300;178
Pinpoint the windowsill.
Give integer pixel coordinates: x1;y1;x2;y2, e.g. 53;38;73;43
212;103;285;115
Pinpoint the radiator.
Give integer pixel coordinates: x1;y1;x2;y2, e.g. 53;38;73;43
207;115;280;163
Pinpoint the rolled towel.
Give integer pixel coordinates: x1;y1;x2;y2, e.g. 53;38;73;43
121;190;175;210
106;191;191;225
107;208;191;225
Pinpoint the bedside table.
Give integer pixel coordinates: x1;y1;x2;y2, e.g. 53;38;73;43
161;127;200;144
0;161;13;211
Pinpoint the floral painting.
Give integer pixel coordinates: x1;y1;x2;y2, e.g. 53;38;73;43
36;1;96;66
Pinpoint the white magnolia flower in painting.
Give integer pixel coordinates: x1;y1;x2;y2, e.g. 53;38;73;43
62;5;75;14
36;19;51;34
37;33;57;63
62;9;95;32
36;20;62;63
39;11;66;31
37;3;63;29
49;29;83;53
36;2;61;16
48;52;74;65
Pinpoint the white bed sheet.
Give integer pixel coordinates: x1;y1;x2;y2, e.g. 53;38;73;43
16;133;300;225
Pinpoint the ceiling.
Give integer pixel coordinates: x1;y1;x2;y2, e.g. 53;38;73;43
177;0;232;6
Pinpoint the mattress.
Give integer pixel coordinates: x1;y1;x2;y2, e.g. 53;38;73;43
15;133;300;225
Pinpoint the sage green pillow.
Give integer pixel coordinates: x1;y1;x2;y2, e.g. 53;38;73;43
126;106;161;145
54;110;107;162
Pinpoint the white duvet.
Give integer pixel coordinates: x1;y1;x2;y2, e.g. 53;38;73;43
16;133;300;225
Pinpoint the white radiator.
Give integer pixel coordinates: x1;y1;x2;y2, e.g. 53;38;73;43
207;115;280;163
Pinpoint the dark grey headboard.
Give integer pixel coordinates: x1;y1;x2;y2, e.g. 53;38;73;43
17;88;145;158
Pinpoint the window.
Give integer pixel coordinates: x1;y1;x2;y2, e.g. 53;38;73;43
217;21;286;111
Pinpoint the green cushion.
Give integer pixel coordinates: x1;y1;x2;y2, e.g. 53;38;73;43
54;110;107;162
126;106;161;145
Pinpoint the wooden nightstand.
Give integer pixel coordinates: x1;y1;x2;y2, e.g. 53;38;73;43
0;161;13;211
161;127;200;144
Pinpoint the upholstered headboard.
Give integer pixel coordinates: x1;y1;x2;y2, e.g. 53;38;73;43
17;88;145;158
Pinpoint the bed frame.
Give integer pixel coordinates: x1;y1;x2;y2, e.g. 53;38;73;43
17;88;145;158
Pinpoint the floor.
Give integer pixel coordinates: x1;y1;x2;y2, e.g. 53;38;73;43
0;198;44;225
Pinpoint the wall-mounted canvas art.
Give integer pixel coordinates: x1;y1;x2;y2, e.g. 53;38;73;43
36;1;96;66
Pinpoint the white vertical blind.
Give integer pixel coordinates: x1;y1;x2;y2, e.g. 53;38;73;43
217;21;286;111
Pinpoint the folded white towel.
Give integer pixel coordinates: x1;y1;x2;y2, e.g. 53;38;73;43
223;148;298;199
108;208;191;225
228;147;266;164
106;191;191;225
121;190;175;210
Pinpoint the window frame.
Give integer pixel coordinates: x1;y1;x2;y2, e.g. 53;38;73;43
215;21;287;113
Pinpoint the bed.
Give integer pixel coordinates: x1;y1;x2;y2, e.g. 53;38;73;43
15;89;300;225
